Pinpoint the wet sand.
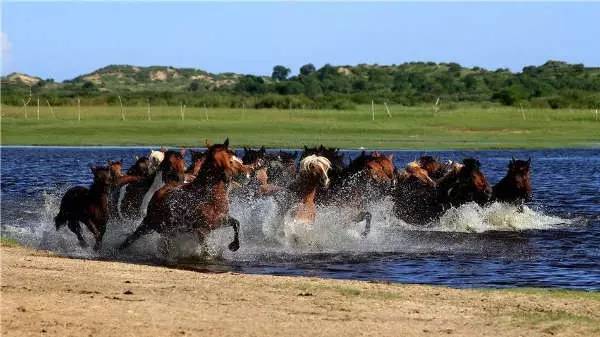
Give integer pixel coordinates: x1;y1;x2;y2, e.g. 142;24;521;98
1;245;599;337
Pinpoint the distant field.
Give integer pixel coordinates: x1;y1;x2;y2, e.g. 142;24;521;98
1;104;599;149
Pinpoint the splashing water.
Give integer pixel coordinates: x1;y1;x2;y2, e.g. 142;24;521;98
2;188;576;263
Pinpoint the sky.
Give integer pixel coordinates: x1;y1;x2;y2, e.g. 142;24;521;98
1;1;599;81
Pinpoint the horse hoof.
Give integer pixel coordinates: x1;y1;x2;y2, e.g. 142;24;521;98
360;230;370;238
93;243;102;251
228;240;240;252
78;240;89;248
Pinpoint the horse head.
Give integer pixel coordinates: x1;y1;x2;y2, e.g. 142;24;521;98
508;157;531;179
242;146;266;168
205;138;250;180
417;156;445;179
299;155;331;188
106;160;124;186
127;156;152;177
158;150;186;184
402;161;436;188
149;149;166;170
446;158;492;205
91;166;113;187
366;153;396;185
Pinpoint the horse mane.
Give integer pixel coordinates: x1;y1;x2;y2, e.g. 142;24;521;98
300;155;331;180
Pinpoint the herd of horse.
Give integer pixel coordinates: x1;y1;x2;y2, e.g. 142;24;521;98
54;138;532;252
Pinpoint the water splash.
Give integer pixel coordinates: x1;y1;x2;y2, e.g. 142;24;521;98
1;189;577;263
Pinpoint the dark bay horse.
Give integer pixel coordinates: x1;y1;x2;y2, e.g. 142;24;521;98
55;166;113;250
324;151;396;236
394;158;492;225
437;158;493;208
119;139;248;252
493;158;532;204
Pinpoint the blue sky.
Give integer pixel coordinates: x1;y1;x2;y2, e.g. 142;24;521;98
2;1;599;81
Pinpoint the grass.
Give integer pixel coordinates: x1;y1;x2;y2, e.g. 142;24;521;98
1;104;599;149
0;236;20;247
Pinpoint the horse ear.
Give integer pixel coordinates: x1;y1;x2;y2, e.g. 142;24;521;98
160;146;167;152
135;155;140;161
180;148;187;156
107;160;113;165
387;154;394;161
260;146;266;153
223;138;230;148
527;157;531;166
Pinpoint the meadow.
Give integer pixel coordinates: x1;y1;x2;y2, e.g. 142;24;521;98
1;104;599;149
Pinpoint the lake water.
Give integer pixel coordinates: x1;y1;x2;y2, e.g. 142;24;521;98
1;147;599;290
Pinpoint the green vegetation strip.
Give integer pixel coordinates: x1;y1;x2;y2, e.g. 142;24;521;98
2;105;599;149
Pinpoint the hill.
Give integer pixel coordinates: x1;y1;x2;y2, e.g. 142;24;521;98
2;61;600;109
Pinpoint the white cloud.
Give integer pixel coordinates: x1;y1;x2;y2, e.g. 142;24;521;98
1;31;12;74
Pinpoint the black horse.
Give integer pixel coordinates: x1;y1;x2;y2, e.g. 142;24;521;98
55;166;113;250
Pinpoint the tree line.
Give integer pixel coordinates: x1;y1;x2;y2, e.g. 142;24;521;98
2;60;599;109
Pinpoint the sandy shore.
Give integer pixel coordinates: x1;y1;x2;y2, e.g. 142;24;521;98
1;245;598;337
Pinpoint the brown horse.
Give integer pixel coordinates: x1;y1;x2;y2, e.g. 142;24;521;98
283;155;332;225
324;151;396;236
119;139;248;252
55;166;113;250
493;157;532;204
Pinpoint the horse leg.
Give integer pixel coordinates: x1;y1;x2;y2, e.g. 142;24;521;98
354;211;372;237
67;220;88;248
118;221;154;251
82;219;103;251
225;217;240;252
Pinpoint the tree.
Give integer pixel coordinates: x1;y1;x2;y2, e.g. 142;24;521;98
272;65;291;81
299;63;316;76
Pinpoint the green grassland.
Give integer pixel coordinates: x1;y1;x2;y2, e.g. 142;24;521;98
1;104;599;149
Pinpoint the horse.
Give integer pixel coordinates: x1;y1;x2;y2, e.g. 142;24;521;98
234;147;281;199
416;156;455;180
437;158;493;208
393;158;492;225
282;155;332;226
493;157;532;204
120;150;184;219
323;151;396;236
119;138;249;252
54;166;113;250
149;147;167;170
265;151;298;187
393;161;440;225
301;145;345;184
